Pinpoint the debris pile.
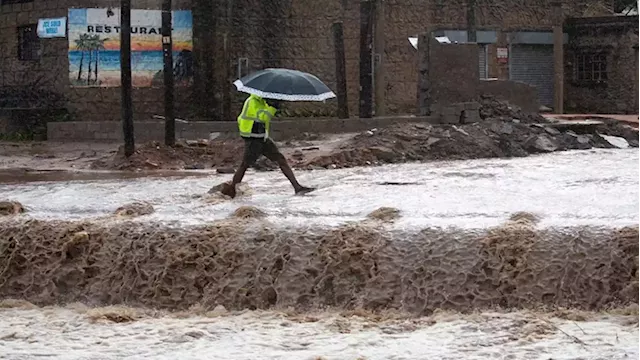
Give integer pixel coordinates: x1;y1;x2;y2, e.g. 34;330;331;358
478;95;549;124
299;117;631;169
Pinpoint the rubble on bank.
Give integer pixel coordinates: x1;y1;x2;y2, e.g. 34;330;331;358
90;98;639;172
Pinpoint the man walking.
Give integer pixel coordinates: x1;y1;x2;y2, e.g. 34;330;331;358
220;94;315;198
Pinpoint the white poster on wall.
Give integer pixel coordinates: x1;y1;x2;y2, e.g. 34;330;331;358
37;17;67;38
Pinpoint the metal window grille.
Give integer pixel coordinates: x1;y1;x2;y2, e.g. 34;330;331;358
573;52;608;82
18;24;40;61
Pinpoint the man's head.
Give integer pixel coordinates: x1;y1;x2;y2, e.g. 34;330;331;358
265;98;283;110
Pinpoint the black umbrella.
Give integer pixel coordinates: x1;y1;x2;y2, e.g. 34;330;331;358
233;68;336;102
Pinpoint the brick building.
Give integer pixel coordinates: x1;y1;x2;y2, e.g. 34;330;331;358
0;0;633;133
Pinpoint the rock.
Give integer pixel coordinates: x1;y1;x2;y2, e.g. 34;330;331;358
560;133;592;150
216;167;235;174
490;122;514;135
184;139;209;147
0;201;25;216
576;135;590;144
292;150;304;160
369;146;400;163
544;126;561;136
414;123;431;130
525;134;558;153
452;126;470;136
114;202;154;217
593;133;621;148
185;163;205;170
425;137;440;147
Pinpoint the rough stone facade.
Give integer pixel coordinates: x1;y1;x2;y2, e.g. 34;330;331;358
212;0;615;117
564;15;639;114
0;0;192;123
0;0;619;127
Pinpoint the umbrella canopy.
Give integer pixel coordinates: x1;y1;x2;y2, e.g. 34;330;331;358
233;68;336;102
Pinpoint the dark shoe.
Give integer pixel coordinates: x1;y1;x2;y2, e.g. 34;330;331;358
295;186;316;195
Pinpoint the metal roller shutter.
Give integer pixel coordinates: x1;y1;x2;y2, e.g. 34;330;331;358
510;44;554;107
479;45;487;79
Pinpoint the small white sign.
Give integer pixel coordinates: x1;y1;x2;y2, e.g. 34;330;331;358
497;47;509;58
37;17;66;38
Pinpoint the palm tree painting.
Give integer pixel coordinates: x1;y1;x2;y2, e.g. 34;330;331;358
74;34;91;82
74;34;108;85
91;35;107;85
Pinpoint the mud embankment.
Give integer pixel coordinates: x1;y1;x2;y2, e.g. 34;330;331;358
91;118;639;172
0;216;636;314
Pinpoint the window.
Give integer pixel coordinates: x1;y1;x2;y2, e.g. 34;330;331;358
18;24;40;61
573;52;608;82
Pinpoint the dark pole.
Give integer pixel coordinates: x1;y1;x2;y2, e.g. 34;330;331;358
162;0;175;146
332;22;349;119
222;0;233;122
467;0;477;42
416;32;431;116
120;0;135;156
359;0;374;118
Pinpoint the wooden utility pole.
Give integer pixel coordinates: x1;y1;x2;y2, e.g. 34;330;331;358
467;0;477;42
120;0;135;156
222;0;233;122
552;1;564;113
373;0;386;116
162;0;175;146
359;0;374;118
332;22;349;119
416;32;431;116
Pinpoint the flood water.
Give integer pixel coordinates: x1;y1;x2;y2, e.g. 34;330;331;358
0;149;637;229
0;305;637;360
0;149;638;359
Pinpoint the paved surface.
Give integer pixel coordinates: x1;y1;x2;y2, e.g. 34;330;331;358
543;114;639;127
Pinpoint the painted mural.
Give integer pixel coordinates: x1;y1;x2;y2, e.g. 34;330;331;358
68;8;194;88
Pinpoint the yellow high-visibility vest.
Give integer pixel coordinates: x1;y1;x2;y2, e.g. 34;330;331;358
237;94;277;139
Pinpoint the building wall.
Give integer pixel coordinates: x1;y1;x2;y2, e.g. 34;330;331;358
564;16;639;114
0;0;192;122
1;0;616;123
220;0;613;116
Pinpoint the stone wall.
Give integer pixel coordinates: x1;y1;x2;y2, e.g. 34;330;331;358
0;0;193;122
207;0;615;118
47;115;441;142
564;15;639;114
1;0;616;124
429;41;481;107
427;40;540;121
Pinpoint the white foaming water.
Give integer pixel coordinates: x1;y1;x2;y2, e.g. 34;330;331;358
0;149;637;229
0;306;636;360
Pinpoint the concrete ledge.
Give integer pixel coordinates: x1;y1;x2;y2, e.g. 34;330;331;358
47;116;441;142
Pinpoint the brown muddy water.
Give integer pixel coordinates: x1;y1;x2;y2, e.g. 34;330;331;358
0;168;210;184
